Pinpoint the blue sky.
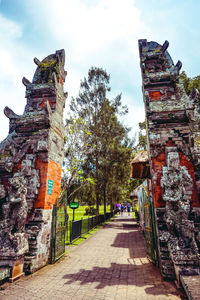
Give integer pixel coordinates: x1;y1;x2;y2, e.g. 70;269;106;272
0;0;200;142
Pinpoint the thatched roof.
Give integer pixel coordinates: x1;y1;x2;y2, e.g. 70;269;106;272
131;150;149;164
130;150;150;179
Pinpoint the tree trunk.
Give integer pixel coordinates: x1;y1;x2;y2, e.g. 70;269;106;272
96;188;99;216
103;187;106;217
110;197;113;213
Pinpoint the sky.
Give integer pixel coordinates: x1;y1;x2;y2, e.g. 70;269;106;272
0;0;200;142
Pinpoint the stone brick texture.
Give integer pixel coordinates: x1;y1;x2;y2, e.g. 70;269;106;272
0;49;67;275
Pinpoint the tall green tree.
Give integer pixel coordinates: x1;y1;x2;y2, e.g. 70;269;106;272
69;67;130;214
96;100;134;214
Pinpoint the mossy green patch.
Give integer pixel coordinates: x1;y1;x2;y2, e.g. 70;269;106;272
36;59;59;84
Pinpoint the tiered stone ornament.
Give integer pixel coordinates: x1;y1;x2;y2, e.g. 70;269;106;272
138;39;200;282
0;50;67;280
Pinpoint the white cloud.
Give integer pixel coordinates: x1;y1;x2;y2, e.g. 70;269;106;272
0;0;147;142
45;0;142;50
36;0;146;126
0;16;24;85
0;15;22;39
0;15;36;141
33;0;146;75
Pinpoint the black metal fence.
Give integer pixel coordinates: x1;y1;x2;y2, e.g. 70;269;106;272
50;200;68;263
69;210;118;243
51;203;118;264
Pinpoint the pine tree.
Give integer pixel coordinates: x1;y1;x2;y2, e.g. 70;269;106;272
69;67;130;214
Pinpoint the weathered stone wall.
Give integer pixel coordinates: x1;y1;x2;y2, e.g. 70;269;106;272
0;50;67;277
138;39;200;281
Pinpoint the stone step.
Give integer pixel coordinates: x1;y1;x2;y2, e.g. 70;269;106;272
24;255;37;262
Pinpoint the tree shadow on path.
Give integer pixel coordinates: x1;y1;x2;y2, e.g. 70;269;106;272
62;216;183;298
62;262;181;298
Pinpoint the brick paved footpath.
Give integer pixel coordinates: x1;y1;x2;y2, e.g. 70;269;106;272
0;213;185;300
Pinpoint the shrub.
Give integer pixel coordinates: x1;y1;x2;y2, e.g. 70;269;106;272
84;206;96;216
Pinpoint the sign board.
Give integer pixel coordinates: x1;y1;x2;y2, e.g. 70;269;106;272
47;179;54;195
69;202;79;209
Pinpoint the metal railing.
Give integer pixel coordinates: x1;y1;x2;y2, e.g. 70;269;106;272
69;210;118;243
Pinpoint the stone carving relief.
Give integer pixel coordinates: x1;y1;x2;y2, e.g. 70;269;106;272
161;147;200;265
0;174;28;255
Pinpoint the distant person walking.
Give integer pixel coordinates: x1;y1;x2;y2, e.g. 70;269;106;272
127;204;131;216
117;203;121;214
121;205;124;215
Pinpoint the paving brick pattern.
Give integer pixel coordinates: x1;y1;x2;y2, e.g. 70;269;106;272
181;275;200;300
0;213;185;300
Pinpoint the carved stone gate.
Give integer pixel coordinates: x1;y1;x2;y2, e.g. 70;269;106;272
0;49;67;280
137;39;200;282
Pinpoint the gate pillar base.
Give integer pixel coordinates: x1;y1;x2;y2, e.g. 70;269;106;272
24;209;52;274
0;255;25;282
9;261;25;282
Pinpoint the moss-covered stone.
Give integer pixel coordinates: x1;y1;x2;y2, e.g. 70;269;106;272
35;59;59;84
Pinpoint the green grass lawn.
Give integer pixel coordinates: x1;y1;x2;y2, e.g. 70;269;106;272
67;205;111;222
65;206;114;251
65;205;111;243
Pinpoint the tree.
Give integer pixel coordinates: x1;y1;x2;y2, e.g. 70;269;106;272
134;120;147;151
96;99;134;214
180;71;200;98
69;67;130;214
61;117;94;204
